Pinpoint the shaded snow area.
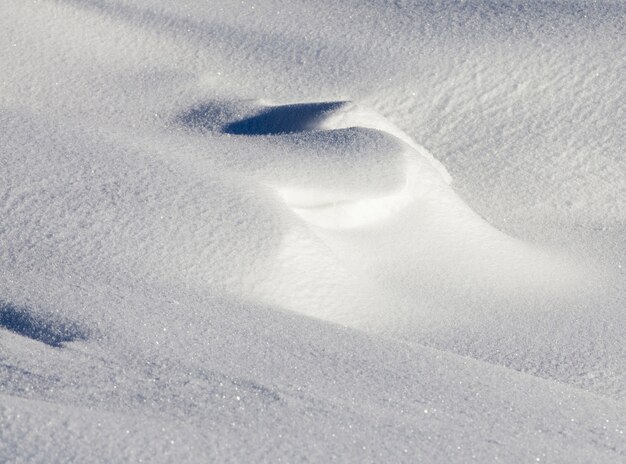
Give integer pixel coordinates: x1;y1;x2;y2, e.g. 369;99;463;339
1;0;625;462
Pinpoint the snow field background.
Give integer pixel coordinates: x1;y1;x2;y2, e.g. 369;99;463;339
1;0;625;462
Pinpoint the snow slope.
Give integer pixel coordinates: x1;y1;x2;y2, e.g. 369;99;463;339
1;0;625;462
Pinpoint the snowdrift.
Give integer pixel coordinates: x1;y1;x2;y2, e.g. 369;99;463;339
1;0;625;462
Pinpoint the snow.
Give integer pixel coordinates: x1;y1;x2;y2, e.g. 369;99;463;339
1;0;625;462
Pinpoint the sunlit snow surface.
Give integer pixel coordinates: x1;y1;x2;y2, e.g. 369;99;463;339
1;0;625;462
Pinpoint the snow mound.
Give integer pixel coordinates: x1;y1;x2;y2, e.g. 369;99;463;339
187;100;450;228
175;100;594;342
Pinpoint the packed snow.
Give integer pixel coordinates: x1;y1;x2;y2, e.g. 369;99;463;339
1;0;625;462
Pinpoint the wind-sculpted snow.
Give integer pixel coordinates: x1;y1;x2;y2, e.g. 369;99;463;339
1;0;625;462
1;286;625;463
179;100;446;222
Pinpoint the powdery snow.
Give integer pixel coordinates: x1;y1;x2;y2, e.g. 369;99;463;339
1;0;625;462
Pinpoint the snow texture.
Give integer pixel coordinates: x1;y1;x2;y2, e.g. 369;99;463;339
1;0;625;462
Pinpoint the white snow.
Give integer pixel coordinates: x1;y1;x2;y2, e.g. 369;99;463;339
1;0;625;462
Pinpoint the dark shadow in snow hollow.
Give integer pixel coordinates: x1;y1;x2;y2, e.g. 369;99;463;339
0;300;88;347
178;101;347;135
224;102;344;135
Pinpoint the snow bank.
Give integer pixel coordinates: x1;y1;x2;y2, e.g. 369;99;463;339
1;0;625;462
